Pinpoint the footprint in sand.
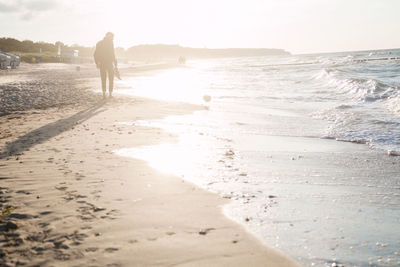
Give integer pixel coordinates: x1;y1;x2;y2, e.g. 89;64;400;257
55;186;68;191
104;247;119;253
9;213;33;220
54;252;71;261
85;247;98;252
38;222;50;228
166;232;176;236
15;190;31;195
90;190;102;195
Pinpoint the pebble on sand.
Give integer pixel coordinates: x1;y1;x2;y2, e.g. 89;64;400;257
387;150;400;156
225;150;235;157
199;228;215;235
203;95;211;102
5;221;18;231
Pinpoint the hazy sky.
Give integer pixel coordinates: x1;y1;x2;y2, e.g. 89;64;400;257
1;0;399;54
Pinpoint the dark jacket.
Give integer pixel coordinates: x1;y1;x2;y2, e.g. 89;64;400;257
94;38;116;66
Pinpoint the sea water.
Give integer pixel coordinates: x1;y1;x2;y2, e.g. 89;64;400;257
115;49;400;266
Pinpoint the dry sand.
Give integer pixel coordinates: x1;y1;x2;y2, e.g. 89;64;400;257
0;64;299;266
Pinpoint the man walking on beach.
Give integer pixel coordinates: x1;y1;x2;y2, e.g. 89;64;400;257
94;32;117;98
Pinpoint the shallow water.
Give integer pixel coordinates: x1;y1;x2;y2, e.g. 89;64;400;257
115;50;400;266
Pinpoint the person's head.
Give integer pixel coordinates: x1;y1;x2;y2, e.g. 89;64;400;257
104;32;114;41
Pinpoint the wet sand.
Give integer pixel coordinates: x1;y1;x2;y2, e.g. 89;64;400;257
0;64;299;266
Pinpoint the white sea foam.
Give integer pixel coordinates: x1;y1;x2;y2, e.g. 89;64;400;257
116;49;400;266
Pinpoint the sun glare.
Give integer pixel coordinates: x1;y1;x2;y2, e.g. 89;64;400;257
119;67;206;104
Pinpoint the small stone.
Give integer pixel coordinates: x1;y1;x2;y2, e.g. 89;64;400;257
387;150;400;156
225;150;235;156
203;95;211;102
5;221;18;231
93;207;106;212
199;228;215;235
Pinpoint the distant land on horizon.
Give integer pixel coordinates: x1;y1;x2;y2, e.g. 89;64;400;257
0;37;290;62
126;44;290;60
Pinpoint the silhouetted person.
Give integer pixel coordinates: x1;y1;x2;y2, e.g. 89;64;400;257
94;32;117;98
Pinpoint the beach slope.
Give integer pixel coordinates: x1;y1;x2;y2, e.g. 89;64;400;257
0;64;299;266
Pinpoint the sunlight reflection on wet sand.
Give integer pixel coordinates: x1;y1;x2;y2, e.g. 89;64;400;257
118;67;206;104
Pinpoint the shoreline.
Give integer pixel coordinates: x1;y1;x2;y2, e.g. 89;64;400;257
111;68;400;265
0;63;299;266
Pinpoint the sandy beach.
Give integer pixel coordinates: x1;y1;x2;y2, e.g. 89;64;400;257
0;63;299;266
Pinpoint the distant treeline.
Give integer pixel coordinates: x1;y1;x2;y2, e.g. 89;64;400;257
0;37;290;63
0;38;94;57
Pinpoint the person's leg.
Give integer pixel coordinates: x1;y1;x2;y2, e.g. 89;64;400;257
100;67;107;99
108;65;114;97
